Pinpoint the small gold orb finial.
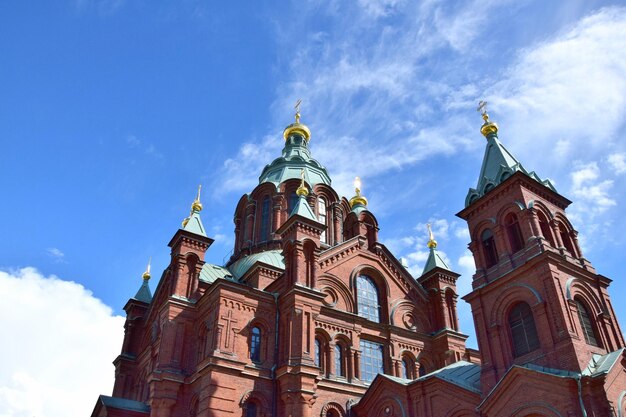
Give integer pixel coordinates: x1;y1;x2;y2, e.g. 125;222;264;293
477;100;498;137
349;176;368;208
296;168;309;197
427;223;437;249
142;257;152;281
191;184;203;212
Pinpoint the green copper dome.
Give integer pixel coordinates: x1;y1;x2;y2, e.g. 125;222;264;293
258;131;331;187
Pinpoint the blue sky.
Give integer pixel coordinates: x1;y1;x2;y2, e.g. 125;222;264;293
1;1;626;416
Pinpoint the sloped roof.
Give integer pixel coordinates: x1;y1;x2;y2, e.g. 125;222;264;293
200;263;234;284
228;250;285;280
132;280;152;303
465;134;556;207
289;195;318;221
97;395;150;413
182;211;207;237
582;348;625;376
422;247;451;275
418;360;481;393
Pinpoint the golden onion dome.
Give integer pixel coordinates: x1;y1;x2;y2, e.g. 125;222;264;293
283;99;311;142
142;258;151;281
349;176;368;208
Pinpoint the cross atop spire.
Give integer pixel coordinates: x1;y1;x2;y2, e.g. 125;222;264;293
294;99;302;123
427;223;437;249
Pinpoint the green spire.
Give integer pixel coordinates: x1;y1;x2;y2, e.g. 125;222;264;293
181;185;208;237
133;259;153;303
465;102;556;206
422;224;451;275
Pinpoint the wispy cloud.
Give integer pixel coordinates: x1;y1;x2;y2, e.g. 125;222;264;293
608;153;626;174
46;248;66;263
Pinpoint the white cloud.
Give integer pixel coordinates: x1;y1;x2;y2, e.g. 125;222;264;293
608;153;626;174
570;162;616;212
0;267;124;417
488;7;626;165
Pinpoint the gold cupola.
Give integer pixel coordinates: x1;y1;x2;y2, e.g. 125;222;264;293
478;100;498;137
349;176;368;208
296;169;309;197
283;99;311;142
182;185;203;228
142;258;151;281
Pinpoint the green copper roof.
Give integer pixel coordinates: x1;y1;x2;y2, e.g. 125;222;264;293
582;348;625;376
132;280;152;303
228;249;285;280
258;134;331;187
422;247;451;275
465;133;557;207
98;395;150;413
182;209;207;237
417;360;481;394
289;195;318;221
200;263;234;284
351;203;367;216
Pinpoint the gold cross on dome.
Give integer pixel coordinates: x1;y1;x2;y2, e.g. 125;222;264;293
477;100;488;115
294;99;302;123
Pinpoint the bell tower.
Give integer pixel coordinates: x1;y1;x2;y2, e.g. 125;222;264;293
457;103;625;395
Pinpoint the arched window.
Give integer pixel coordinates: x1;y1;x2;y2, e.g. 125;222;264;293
250;327;261;362
560;226;577;256
509;303;540;357
538;212;555;247
334;344;344;377
245;401;257;417
357;275;380;322
481;229;498;268
287;191;298;213
360;340;384;383
505;213;524;253
318;197;327;244
315;337;322;369
260;196;271;242
402;357;414;379
576;299;600;347
418;362;426;377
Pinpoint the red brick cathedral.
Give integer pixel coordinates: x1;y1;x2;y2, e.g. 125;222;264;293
92;108;626;417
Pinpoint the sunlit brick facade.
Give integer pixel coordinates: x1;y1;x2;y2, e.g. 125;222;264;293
92;111;626;417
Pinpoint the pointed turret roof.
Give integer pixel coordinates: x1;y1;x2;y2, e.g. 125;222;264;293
181;185;207;237
465;104;556;207
133;260;152;303
288;171;318;221
422;224;451;275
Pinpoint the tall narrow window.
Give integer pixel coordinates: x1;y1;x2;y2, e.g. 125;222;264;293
246;402;257;417
250;326;261;362
315;338;322;368
288;191;298;214
260;196;271;242
509;303;540;357
402;358;413;379
418;362;426;377
357;275;381;323
481;229;498;268
360;340;384;383
334;344;344;377
576;299;600;347
318;197;327;243
560;228;577;256
538;213;555;247
505;213;524;253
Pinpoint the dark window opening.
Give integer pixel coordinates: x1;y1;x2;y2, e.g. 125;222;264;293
576;299;600;347
260;196;271;242
481;229;499;268
509;302;540;357
505;213;524;253
250;327;261;362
